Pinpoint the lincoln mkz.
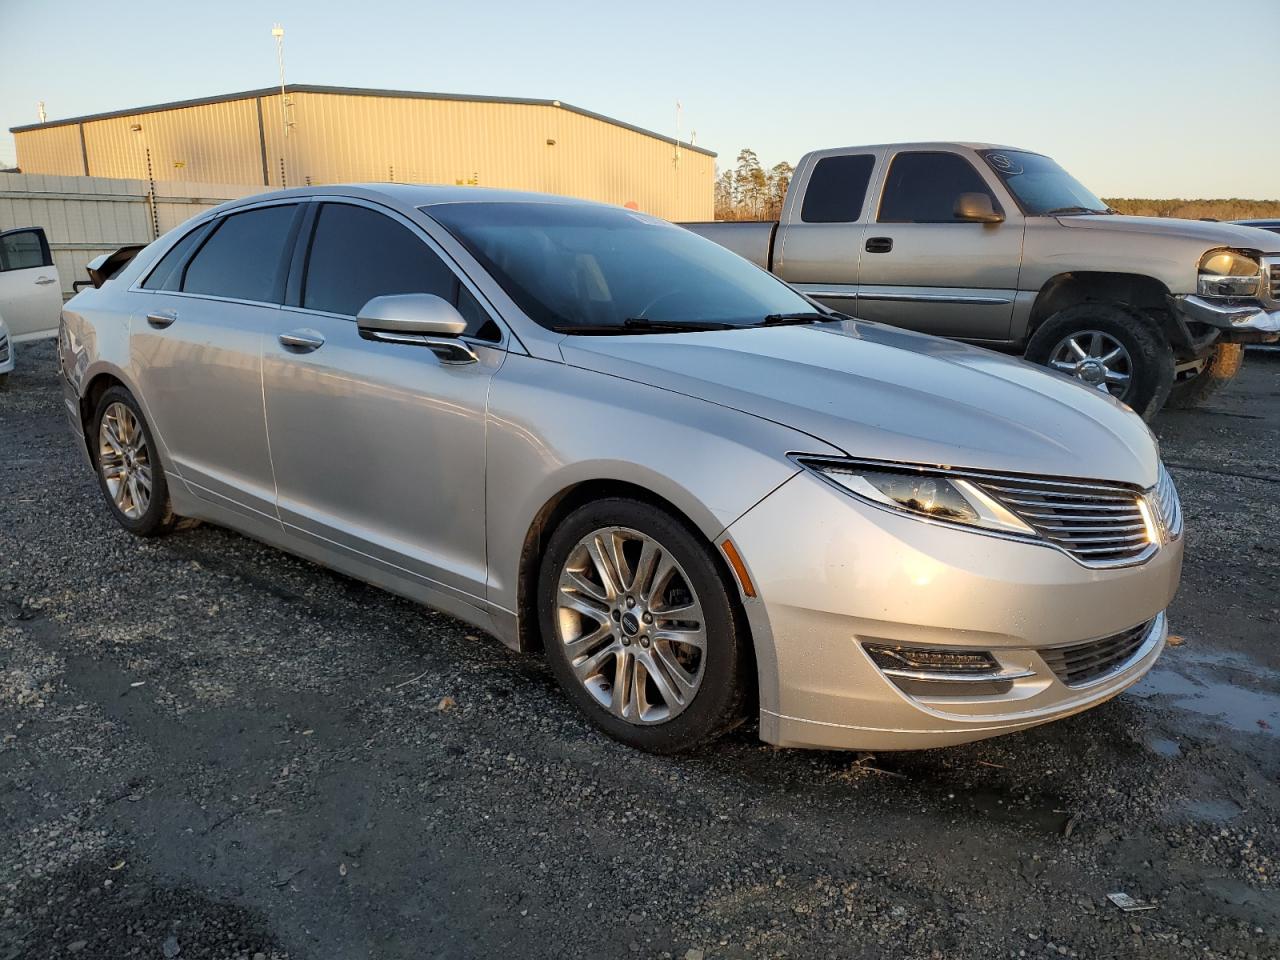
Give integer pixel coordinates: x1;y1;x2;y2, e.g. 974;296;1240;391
59;186;1184;752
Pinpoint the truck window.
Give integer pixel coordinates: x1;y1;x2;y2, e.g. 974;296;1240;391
878;152;998;223
800;155;875;223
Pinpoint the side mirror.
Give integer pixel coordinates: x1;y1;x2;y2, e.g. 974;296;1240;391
356;293;477;364
954;192;1005;224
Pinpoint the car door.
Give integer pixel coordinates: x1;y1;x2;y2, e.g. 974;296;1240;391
0;228;63;341
854;149;1024;340
131;201;303;520
262;199;505;604
773;150;881;312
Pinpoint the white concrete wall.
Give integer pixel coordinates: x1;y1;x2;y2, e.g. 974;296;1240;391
0;173;266;299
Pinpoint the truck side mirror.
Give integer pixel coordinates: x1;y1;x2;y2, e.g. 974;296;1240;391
954;193;1005;224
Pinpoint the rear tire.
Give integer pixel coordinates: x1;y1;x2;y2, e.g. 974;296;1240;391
1166;342;1244;410
91;386;186;537
1025;303;1174;420
537;497;751;753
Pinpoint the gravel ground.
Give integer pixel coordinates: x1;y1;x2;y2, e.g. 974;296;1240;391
1;339;1278;960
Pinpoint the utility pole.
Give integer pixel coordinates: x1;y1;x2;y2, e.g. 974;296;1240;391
272;24;291;140
37;101;47;123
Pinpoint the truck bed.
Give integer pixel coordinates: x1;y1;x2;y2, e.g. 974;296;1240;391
680;221;777;270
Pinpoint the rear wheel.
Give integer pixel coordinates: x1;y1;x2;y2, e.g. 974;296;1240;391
1166;342;1244;409
91;386;185;537
538;497;751;753
1025;303;1174;420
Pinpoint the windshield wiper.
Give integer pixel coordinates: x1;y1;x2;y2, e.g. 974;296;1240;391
756;312;837;326
550;318;737;335
1045;206;1107;216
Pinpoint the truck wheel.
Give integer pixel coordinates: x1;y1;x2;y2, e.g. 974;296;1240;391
1025;304;1174;420
1165;342;1244;410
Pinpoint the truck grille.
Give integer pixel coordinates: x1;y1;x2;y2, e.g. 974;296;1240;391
1270;263;1280;302
0;332;9;364
977;475;1154;566
1040;619;1155;687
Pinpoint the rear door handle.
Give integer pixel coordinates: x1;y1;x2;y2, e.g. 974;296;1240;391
34;276;57;285
865;237;893;253
146;310;178;329
279;329;326;352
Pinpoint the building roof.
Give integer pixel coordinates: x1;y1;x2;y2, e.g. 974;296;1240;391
9;83;716;158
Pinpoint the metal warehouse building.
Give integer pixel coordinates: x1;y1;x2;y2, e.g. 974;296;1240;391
10;85;715;220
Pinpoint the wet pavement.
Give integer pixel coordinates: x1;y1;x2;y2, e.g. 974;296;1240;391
1;341;1278;959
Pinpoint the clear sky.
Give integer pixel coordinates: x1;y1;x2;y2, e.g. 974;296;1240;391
1;0;1276;199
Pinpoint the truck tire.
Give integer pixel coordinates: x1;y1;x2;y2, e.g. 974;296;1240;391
1165;342;1244;410
1024;304;1174;420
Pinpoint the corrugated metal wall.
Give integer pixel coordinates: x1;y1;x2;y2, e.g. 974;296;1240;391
16;91;714;220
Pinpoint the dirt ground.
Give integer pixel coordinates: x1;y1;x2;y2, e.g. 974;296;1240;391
2;339;1278;960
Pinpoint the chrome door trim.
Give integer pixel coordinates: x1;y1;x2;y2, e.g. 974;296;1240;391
793;283;858;300
857;290;1013;305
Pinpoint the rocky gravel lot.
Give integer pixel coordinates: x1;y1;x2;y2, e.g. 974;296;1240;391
2;340;1278;960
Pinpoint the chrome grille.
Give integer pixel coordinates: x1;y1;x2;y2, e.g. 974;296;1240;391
1270;263;1280;303
1040;620;1154;687
0;332;9;364
976;474;1153;566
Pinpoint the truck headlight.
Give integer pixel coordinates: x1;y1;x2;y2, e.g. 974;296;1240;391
1198;249;1262;298
799;459;1035;536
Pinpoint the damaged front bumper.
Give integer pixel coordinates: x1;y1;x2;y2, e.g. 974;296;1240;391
1171;294;1280;344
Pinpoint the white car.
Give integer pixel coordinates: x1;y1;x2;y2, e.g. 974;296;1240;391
0;227;62;343
0;313;12;387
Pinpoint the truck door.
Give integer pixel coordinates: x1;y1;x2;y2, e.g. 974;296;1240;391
854;149;1023;341
772;151;880;313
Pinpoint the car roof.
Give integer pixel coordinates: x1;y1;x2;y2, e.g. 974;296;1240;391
209;183;608;219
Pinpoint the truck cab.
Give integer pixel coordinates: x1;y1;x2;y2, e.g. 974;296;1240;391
685;143;1280;418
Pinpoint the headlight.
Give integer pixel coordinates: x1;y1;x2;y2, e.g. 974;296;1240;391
801;460;1035;536
1198;249;1261;298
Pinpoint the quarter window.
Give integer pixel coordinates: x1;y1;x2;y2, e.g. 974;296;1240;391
878;152;998;223
141;223;212;291
800;154;875;223
182;205;298;302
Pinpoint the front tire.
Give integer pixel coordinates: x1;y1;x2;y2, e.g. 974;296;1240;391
1024;303;1174;420
1166;342;1244;410
537;497;751;753
91;386;184;537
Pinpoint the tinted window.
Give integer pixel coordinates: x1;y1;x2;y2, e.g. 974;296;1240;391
142;224;211;291
801;154;875;223
0;230;49;271
183;205;297;302
878;152;998;223
979;150;1107;216
428;201;817;333
303;204;459;318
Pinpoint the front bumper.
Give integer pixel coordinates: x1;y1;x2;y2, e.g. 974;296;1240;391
726;470;1183;751
1171;294;1280;344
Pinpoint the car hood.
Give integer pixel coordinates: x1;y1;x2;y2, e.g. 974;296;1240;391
560;320;1159;488
1058;214;1280;252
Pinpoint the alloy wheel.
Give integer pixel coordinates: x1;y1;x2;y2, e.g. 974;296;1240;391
555;526;706;724
98;402;153;520
1047;330;1133;399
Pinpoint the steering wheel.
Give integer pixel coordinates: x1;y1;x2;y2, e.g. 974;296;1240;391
631;289;693;320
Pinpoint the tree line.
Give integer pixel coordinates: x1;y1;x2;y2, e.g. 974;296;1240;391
714;148;1278;223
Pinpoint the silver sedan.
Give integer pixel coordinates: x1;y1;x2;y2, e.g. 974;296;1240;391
58;185;1184;753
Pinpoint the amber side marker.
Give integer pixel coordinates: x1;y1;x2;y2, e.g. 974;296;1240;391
720;539;757;598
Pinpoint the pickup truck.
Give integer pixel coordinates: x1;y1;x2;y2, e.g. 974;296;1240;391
684;143;1280;418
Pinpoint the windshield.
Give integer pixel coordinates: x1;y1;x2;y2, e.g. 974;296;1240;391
979;150;1109;216
424;201;817;333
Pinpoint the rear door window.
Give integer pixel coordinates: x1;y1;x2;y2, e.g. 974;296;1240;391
142;223;212;291
878;152;998;223
182;204;298;303
800;154;876;223
302;202;497;339
0;229;51;271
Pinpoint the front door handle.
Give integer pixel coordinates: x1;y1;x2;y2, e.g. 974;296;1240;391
865;237;893;253
279;329;326;352
146;310;178;329
34;276;57;285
